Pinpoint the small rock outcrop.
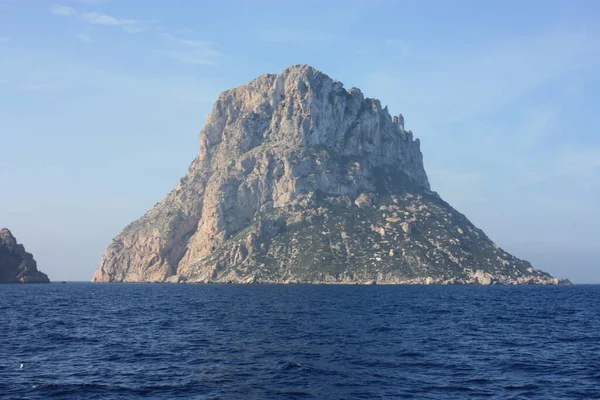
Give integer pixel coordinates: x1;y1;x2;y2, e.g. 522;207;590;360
92;65;568;285
0;228;50;283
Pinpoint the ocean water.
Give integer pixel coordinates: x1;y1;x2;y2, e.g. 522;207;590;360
1;284;599;399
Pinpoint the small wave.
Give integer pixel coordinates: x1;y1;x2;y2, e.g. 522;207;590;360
369;326;393;332
27;382;134;397
467;378;491;384
43;333;72;342
557;336;600;343
422;385;474;392
396;351;423;357
276;361;303;371
274;360;343;377
502;363;539;372
505;384;540;391
280;390;312;396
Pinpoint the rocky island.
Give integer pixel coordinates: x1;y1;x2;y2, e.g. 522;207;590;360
0;228;50;283
93;65;567;285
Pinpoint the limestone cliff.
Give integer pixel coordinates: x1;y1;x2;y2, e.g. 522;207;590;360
0;228;50;283
93;65;566;285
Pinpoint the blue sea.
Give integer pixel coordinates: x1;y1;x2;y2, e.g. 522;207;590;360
1;284;599;399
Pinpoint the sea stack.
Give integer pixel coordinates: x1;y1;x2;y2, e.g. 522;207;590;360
93;65;566;285
0;228;50;283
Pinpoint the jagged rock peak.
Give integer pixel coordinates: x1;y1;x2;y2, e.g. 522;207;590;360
92;65;566;285
0;228;50;283
0;228;17;246
200;64;427;189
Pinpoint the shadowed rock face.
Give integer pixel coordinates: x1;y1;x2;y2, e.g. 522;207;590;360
0;228;50;283
93;65;568;285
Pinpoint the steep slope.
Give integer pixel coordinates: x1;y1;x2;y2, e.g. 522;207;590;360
0;228;50;283
93;65;565;284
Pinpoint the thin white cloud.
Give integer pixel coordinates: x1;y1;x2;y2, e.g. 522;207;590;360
515;107;557;149
162;51;216;65
175;28;195;35
77;34;93;43
48;6;218;64
385;39;412;53
180;39;214;48
22;83;52;92
0;4;12;11
257;27;334;45
158;34;220;65
556;148;600;178
74;0;113;4
49;6;143;33
122;25;146;34
0;37;9;42
0;78;8;84
487;105;560;153
81;12;137;26
50;5;76;16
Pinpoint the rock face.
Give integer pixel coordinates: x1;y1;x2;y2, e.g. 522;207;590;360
0;228;50;283
93;65;567;285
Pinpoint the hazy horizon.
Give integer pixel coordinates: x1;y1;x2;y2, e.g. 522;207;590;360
1;1;598;283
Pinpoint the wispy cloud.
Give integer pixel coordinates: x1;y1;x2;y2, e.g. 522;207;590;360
81;12;137;26
50;5;144;33
0;78;8;84
556;148;600;178
77;34;93;43
385;39;412;54
174;28;195;35
48;5;218;63
22;83;53;92
0;4;12;11
122;25;146;34
0;37;9;43
50;5;76;16
74;0;113;4
163;50;218;65
256;27;333;45
158;34;220;65
513;107;558;149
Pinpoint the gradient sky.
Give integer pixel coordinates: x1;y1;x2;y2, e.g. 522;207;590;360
1;0;598;282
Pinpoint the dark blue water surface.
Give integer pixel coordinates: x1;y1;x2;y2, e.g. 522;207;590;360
1;284;599;399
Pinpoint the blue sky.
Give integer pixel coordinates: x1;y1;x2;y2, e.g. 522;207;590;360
1;0;598;282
